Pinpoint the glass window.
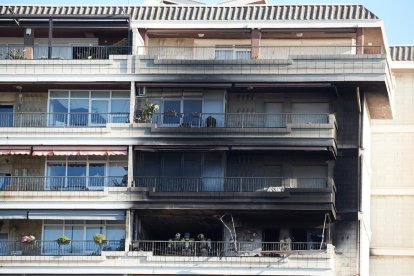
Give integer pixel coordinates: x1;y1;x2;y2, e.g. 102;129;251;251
89;163;105;189
70;91;89;98
91;100;109;125
50;91;68;98
163;100;181;125
69;99;89;126
108;162;128;187
112;91;130;98
49;99;69;126
91;91;110;98
67;163;87;190
0;105;14;127
183;100;202;126
106;226;125;251
47;163;66;190
111;99;129;123
43;226;62;254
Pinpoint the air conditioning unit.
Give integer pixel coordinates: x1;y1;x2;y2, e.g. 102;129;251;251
137;87;146;97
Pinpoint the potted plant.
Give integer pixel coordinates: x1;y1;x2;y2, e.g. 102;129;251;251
6;49;25;60
136;99;159;123
93;233;107;245
56;235;71;246
20;235;36;244
165;110;178;117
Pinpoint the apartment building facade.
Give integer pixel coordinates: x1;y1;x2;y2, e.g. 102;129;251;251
0;4;396;276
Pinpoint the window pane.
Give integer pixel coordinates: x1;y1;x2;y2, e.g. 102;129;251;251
91;100;109;125
91;91;110;98
163;100;180;125
89;163;105;189
183;100;202;126
50;91;68;98
64;226;84;254
67;163;86;189
70;91;89;98
69;99;88;126
49;99;69;126
111;99;129;123
108;162;128;187
47;163;66;190
111;91;130;98
0;105;14;127
105;226;125;251
43;226;62;255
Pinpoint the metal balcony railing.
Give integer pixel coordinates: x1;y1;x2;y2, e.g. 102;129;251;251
138;45;384;60
0;240;124;256
132;240;327;257
134;177;332;192
0;176;128;191
0;112;129;127
0;45;131;60
148;113;332;128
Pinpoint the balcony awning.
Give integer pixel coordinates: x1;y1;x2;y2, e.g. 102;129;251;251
0;210;28;219
27;210;125;221
32;146;128;156
0;146;31;155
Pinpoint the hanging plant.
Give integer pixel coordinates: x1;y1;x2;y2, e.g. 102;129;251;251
20;235;36;244
56;235;71;245
93;233;107;244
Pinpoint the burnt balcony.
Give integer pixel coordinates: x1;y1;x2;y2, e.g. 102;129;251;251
132;240;327;257
133;176;336;216
137;112;337;153
136;45;389;81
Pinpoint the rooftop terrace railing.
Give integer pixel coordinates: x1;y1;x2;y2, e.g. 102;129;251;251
138;45;384;60
0;240;124;256
132;240;327;257
0;112;129;127
0;176;127;191
0;45;131;60
148;113;331;128
134;177;332;192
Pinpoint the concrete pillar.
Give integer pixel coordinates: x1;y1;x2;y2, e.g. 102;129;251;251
132;28;146;55
124;209;133;251
356;28;364;54
23;28;34;59
127;145;134;188
130;81;136;123
251;28;261;59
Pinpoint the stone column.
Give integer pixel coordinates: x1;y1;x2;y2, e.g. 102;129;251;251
127;145;134;188
23;28;34;59
124;209;133;251
129;81;136;124
251;28;261;59
356;28;365;54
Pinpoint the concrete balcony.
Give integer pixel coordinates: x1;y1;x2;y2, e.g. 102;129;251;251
0;241;335;275
136;45;389;82
135;113;337;154
0;112;135;145
0;176;133;209
133;176;336;216
136;45;395;119
0;45;133;81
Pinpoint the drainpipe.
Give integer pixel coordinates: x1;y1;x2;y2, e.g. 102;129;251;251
356;86;364;276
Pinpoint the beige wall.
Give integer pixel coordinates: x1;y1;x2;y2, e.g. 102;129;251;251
0;220;42;241
0;156;45;176
370;72;414;275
